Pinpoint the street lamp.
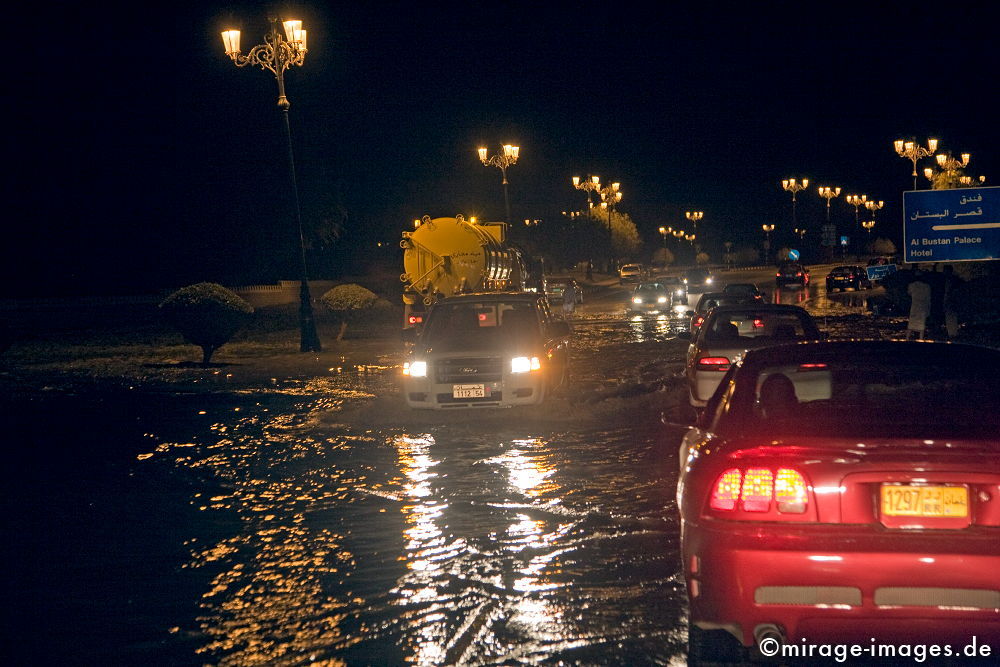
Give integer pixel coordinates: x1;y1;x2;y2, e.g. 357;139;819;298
598;182;623;271
894;138;938;190
685;233;697;247
817;186;842;223
781;178;809;230
845;194;868;227
221;15;321;353
572;175;601;209
864;200;885;228
862;220;875;234
793;227;807;241
478;144;520;223
762;224;775;262
685;211;704;234
659;226;668;251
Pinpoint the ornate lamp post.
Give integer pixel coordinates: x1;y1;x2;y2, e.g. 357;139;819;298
685;210;704;234
658;226;669;251
572;175;601;209
781;178;809;230
959;175;987;187
221;16;321;353
894;138;938;190
862;220;875;234
478;144;520;223
598;182;623;271
793;228;807;241
762;224;775;262
845;194;868;226
864;200;885;230
817;186;842;223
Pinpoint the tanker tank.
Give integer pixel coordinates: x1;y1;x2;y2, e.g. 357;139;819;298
400;214;525;327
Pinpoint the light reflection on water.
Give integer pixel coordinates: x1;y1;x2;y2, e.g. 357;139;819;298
135;374;687;664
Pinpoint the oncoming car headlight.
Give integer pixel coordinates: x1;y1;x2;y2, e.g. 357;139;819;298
511;356;541;373
705;277;713;285
657;296;667;303
632;297;643;304
676;289;684;295
403;360;427;377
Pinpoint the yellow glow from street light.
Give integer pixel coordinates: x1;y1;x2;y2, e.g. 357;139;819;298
591;175;600;185
572;176;580;186
894;139;904;153
283;19;302;41
477;147;487;162
928;138;939;151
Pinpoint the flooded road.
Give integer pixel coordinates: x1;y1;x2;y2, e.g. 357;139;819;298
6;265;893;665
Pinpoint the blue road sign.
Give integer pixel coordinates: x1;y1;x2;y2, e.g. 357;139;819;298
788;249;800;260
903;187;999;262
840;236;849;247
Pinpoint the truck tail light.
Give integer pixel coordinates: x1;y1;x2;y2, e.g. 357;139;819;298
696;356;730;371
708;467;810;515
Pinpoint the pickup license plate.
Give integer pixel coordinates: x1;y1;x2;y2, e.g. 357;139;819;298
453;384;486;399
880;485;968;518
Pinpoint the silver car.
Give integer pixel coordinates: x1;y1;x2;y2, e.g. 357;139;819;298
681;304;823;407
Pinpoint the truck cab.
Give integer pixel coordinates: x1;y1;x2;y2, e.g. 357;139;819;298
401;292;571;409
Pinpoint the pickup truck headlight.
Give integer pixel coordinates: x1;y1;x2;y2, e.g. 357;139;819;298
657;296;668;303
511;356;541;373
403;360;427;377
632;297;643;304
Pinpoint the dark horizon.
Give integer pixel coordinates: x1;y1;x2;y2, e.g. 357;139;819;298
7;3;996;296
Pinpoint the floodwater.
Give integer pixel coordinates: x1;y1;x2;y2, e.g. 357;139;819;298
6;268;891;665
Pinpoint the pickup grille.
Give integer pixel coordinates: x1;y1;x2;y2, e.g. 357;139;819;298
434;356;503;383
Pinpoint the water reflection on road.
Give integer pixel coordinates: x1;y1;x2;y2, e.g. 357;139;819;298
133;372;689;665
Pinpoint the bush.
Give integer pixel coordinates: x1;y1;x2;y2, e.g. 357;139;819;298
159;283;253;365
320;284;393;340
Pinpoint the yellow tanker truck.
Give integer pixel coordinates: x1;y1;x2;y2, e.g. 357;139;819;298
400;214;531;327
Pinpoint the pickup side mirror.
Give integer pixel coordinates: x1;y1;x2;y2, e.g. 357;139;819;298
401;328;418;344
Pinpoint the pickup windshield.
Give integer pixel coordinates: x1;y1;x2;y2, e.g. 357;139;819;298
423;301;541;351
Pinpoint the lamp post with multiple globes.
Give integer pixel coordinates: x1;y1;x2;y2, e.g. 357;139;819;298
894;138;938;190
221;15;321;352
762;224;775;262
479;145;520;223
781;178;809;232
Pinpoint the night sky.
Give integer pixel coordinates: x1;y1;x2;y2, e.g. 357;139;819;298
9;2;996;295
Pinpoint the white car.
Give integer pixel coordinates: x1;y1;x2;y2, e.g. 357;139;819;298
619;263;643;284
680;304;824;407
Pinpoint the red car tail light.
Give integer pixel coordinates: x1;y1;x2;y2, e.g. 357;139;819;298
796;272;803;277
710;468;742;510
708;467;812;516
741;468;774;511
775;468;808;513
696;356;731;371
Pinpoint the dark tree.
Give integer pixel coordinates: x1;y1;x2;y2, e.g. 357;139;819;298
159;283;253;366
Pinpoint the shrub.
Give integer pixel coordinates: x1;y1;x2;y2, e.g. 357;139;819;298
320;284;393;340
159;283;253;366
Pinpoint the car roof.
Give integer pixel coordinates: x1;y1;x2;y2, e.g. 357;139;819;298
740;340;1000;367
707;303;811;316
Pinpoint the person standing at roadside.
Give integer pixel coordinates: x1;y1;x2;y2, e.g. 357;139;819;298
942;264;963;340
562;282;577;316
906;271;932;340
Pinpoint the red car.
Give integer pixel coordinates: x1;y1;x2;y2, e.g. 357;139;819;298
677;341;1000;662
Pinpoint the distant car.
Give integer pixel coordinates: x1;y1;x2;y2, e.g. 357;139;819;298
660;276;688;304
681;304;823;407
684;268;715;290
721;282;766;302
686;292;760;333
775;261;810;287
546;277;583;304
678;341;1000;661
629;282;673;313
825;265;873;292
619;263;643;284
